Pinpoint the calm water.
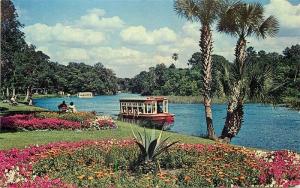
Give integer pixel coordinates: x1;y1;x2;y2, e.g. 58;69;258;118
34;93;300;152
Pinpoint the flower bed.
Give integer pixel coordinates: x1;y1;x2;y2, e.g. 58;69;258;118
88;116;118;130
1;140;299;187
35;112;96;122
0;114;117;131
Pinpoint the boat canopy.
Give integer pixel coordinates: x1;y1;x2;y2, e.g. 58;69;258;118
77;92;93;98
119;97;169;115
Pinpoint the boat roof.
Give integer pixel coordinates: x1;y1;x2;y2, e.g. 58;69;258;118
120;97;167;102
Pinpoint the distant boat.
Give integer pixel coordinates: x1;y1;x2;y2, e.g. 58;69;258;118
118;97;174;128
77;92;93;98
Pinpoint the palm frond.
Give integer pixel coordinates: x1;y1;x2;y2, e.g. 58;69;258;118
217;2;242;37
174;0;199;22
174;0;220;25
246;63;273;102
257;16;279;39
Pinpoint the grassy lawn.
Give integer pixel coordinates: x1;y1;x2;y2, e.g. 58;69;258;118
0;101;47;115
0;121;213;150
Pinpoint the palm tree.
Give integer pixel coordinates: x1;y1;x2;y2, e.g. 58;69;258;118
217;2;279;142
172;53;178;62
174;0;222;139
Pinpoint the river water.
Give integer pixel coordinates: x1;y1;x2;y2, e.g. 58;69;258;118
34;93;300;152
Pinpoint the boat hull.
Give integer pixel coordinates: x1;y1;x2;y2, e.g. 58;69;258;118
119;113;174;122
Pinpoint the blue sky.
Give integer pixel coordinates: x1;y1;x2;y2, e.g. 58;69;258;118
14;0;300;77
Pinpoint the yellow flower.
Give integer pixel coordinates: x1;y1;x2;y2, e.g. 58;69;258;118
77;175;85;180
88;176;94;180
184;176;191;182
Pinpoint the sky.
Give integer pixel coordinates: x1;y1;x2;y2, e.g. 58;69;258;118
13;0;300;78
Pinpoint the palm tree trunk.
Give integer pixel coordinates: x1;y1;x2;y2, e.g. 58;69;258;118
220;37;247;142
200;25;216;140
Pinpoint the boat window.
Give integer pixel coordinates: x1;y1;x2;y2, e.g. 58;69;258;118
163;100;168;113
152;103;156;114
157;102;163;113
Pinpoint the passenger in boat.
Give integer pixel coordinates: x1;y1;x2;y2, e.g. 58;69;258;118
58;101;68;112
68;102;77;113
157;103;163;113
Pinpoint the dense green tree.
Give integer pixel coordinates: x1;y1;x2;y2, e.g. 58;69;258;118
1;0;26;97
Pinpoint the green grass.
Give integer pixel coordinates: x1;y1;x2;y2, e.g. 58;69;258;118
0;121;213;150
0;101;47;115
32;94;64;99
166;95;227;104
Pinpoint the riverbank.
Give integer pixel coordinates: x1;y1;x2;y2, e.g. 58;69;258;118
165;95;227;104
0;101;47;115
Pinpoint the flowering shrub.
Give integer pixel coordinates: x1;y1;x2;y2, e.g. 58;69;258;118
88;116;117;130
0;114;117;131
258;150;300;187
0;140;299;187
35;112;96;122
0;114;81;130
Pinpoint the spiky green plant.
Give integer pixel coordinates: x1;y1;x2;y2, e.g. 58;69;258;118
131;126;179;173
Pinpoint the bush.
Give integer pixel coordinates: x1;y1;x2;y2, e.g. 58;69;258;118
35;111;96;122
89;116;118;130
0;114;81;130
0;114;117;131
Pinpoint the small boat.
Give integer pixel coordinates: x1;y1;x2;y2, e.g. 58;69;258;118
118;97;174;128
77;92;93;98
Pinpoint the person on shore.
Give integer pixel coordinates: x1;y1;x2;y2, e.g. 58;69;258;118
10;95;18;105
58;101;68;112
28;94;33;106
68;102;77;113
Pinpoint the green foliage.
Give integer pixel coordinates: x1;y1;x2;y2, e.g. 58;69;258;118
131;127;179;173
132;128;179;162
35;111;96;122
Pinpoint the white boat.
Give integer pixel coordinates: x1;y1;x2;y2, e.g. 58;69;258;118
77;92;93;98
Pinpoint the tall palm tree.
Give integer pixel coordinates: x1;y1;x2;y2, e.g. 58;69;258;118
217;2;279;142
174;0;222;139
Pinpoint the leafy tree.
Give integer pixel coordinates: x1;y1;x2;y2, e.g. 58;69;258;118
1;0;26;97
217;2;279;142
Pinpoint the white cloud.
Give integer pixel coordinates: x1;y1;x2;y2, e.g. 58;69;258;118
87;8;106;17
120;26;177;45
22;1;300;77
78;8;124;30
24;23;106;46
265;0;300;29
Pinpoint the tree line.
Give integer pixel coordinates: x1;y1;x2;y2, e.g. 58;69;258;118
1;0;118;99
121;45;299;108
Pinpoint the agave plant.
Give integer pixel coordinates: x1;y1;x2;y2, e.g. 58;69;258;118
131;126;179;173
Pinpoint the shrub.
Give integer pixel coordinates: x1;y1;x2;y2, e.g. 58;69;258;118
35;112;96;122
0;114;117;131
258;150;300;187
89;116;117;130
0;114;81;130
131;127;179;174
